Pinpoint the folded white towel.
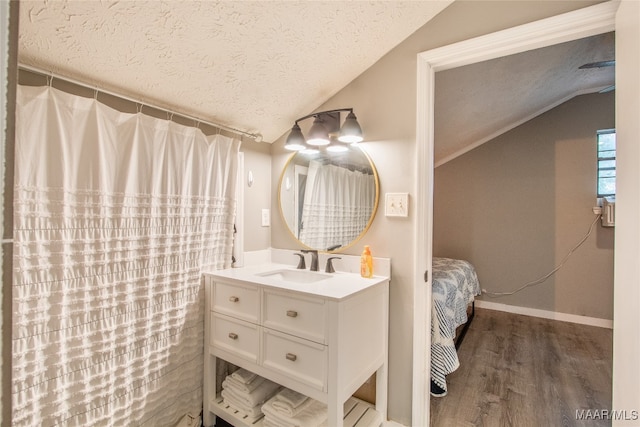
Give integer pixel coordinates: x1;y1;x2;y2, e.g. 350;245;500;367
220;389;263;419
262;395;327;427
272;394;313;418
224;374;265;394
222;378;281;407
230;368;258;384
276;388;309;409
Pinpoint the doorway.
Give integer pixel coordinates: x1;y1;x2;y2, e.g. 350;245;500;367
412;2;619;424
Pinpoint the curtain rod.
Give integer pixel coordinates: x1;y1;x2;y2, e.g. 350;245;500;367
18;63;263;142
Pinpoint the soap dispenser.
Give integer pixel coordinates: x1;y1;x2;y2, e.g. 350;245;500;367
360;245;373;278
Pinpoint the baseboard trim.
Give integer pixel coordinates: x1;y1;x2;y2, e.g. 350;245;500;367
475;300;613;329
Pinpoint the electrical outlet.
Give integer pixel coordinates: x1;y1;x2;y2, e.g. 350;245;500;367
385;193;409;217
261;208;270;227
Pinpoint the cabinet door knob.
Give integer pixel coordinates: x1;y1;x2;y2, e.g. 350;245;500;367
229;296;239;303
286;310;298;318
228;333;238;340
285;353;297;362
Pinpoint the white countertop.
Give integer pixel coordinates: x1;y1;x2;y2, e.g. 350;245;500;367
203;262;389;300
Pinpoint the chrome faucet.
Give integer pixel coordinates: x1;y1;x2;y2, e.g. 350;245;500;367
300;249;319;271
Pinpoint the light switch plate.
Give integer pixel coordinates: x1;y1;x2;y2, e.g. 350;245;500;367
261;208;270;227
385;193;409;217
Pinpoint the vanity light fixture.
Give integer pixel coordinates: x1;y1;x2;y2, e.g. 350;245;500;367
284;108;363;152
338;111;364;143
284;124;306;151
307;116;331;146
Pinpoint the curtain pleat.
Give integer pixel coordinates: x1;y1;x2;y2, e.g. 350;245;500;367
13;85;239;426
298;159;375;250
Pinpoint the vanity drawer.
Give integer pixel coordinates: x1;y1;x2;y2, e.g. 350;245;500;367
262;328;327;391
212;281;259;323
263;290;326;344
211;313;259;363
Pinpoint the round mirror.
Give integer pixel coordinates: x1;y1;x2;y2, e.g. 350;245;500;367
278;145;379;252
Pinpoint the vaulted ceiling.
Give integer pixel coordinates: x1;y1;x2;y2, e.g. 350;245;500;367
434;32;615;165
18;0;452;142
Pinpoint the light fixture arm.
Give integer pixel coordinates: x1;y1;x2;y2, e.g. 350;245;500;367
293;108;354;125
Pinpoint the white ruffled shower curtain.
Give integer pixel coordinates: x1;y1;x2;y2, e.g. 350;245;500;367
13;85;239;426
298;159;375;250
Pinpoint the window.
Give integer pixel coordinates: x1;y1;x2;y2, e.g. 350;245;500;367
597;129;616;198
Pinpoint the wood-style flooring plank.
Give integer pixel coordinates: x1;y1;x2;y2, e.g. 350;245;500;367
430;308;612;427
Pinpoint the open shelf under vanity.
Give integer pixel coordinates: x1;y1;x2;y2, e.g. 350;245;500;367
209;393;382;427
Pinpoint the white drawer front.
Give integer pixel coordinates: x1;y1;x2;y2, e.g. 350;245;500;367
211;313;259;363
263;290;326;344
262;328;327;391
213;281;259;323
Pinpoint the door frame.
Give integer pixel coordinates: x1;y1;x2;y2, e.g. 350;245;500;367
412;2;618;424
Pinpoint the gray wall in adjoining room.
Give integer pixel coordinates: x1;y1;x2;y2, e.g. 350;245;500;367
433;91;615;320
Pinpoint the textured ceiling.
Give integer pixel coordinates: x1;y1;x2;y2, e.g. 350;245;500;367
435;32;615;165
18;0;452;142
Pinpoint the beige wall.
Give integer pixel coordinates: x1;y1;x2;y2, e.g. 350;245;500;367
269;1;603;423
434;92;615;319
240;140;272;252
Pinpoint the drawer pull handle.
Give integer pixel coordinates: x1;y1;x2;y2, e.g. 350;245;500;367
228;333;238;340
286;353;297;362
286;310;298;318
229;296;239;303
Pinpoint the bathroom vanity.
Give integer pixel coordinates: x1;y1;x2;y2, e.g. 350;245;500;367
202;261;389;427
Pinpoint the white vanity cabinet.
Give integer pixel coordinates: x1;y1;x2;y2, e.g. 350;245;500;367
202;266;389;427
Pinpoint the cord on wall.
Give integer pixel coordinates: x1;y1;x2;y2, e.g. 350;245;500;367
482;213;602;297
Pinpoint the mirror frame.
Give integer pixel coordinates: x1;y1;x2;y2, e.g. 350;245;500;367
277;146;380;253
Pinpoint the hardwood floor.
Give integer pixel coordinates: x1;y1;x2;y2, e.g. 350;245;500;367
430;308;613;427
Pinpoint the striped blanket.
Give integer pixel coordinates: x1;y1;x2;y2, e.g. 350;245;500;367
431;257;481;392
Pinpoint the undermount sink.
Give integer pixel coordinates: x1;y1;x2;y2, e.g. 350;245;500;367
256;268;332;284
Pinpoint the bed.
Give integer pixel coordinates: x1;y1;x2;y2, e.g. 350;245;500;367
431;257;481;395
